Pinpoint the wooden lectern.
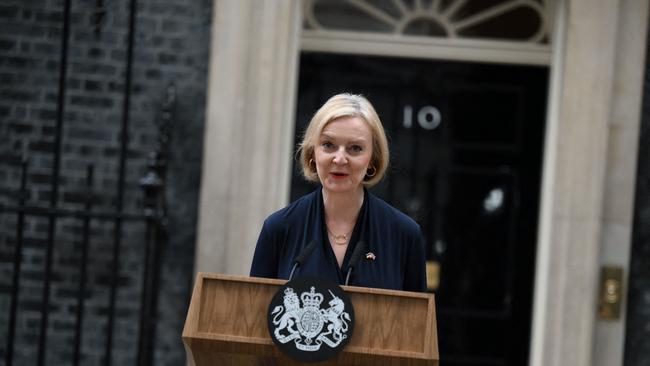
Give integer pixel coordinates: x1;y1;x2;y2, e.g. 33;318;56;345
182;273;439;366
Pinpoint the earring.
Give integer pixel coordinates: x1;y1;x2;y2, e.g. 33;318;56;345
366;165;376;177
309;158;315;166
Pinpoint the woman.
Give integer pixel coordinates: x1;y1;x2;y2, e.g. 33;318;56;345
250;93;426;292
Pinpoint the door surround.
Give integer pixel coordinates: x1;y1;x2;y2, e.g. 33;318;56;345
195;1;648;365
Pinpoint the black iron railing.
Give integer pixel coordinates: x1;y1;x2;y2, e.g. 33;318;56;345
2;152;168;366
2;81;174;364
1;0;175;359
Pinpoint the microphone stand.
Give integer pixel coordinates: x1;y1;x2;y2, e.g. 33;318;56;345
288;240;317;281
344;241;366;286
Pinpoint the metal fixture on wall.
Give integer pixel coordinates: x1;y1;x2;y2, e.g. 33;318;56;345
598;266;623;320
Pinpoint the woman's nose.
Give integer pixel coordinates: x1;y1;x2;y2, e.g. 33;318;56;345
332;148;348;164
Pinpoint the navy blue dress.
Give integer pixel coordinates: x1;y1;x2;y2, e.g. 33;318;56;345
250;187;427;292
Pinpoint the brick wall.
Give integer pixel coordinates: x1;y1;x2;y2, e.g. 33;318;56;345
625;23;650;365
0;0;211;364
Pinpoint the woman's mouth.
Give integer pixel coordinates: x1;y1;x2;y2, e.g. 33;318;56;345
330;172;348;179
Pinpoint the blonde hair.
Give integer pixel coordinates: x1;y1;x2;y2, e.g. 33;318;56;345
298;93;389;187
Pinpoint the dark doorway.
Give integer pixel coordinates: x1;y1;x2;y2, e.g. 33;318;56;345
291;52;548;366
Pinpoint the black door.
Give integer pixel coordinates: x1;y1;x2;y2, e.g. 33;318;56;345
291;52;548;366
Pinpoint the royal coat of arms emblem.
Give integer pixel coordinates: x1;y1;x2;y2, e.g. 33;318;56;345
267;276;355;362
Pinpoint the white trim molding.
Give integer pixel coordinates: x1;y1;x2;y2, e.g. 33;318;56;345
593;0;649;365
530;1;632;366
194;0;302;275
302;29;551;65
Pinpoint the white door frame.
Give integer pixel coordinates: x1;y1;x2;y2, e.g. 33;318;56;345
591;0;648;365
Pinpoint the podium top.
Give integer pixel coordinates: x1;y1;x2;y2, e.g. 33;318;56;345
183;272;438;366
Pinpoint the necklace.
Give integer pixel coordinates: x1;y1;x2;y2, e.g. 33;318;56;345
327;227;351;246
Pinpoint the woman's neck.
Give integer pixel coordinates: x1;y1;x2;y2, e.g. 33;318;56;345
322;187;364;224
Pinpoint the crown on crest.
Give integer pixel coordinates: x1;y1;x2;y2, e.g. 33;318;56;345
284;287;299;301
301;286;323;308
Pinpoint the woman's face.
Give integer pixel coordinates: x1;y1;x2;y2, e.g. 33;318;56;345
314;116;373;195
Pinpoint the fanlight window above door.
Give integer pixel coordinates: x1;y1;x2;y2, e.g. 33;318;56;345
304;0;550;44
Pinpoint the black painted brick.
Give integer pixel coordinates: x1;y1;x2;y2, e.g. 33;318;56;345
0;55;37;69
83;80;102;92
69;62;117;76
35;10;63;23
9;123;32;134
0;5;19;19
28;140;55;153
158;52;177;65
0;89;37;101
87;47;104;58
37;108;57;120
69;95;114;108
0;106;10;117
33;42;58;56
0;39;16;51
161;19;179;33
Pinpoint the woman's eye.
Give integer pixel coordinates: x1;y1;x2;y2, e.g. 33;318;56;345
321;142;334;149
349;145;363;153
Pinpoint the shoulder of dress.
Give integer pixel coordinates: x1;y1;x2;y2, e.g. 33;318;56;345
263;190;318;228
366;193;421;234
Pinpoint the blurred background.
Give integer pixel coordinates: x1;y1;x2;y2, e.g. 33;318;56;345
0;0;649;366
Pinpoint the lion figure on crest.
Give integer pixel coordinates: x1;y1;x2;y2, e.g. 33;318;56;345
272;287;301;338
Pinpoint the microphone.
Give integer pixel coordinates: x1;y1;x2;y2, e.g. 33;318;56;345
344;241;367;286
288;240;318;281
